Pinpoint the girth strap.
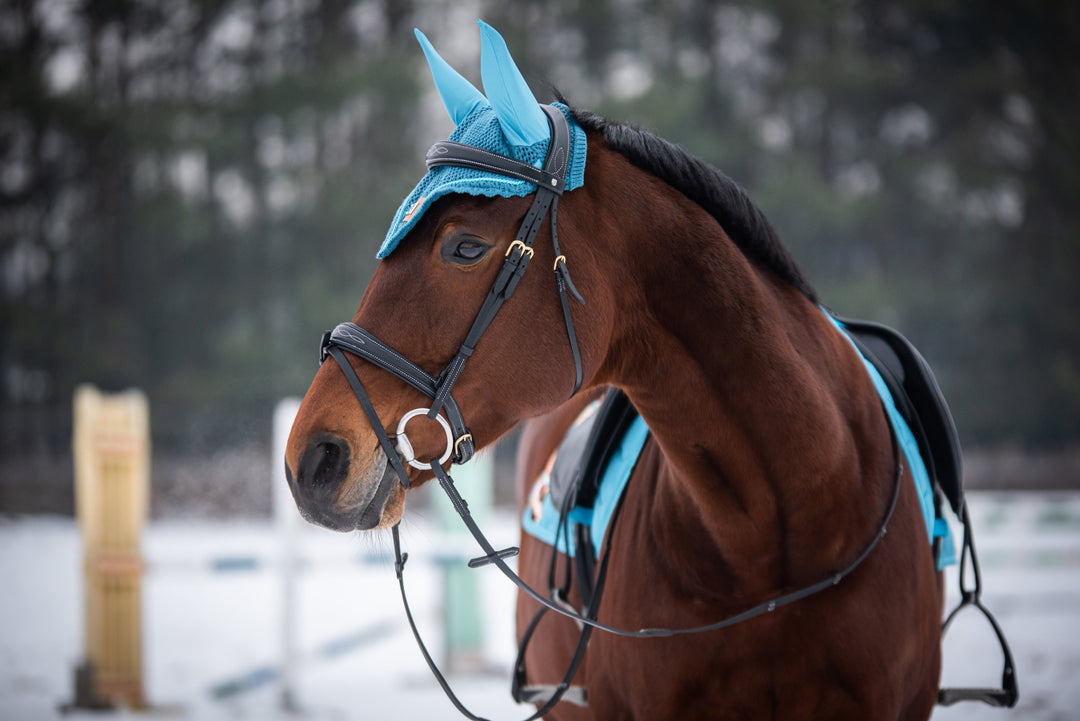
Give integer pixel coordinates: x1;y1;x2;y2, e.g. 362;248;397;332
513;684;587;708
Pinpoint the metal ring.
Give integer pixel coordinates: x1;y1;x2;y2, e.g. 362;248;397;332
395;408;454;470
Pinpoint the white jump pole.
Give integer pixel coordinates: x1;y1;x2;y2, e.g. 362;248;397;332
272;397;302;711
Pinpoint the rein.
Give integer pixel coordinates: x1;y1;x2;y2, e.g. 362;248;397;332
317;108;906;719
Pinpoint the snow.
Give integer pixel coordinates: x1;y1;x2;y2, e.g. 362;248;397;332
3;491;1079;720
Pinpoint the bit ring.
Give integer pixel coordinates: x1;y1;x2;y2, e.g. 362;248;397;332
395;408;454;470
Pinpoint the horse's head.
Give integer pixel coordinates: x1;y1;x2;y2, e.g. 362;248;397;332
284;22;606;531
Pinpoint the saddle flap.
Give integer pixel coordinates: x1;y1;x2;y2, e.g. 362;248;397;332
549;389;639;514
836;316;965;515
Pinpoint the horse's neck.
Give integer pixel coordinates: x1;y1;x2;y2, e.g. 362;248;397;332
597;174;894;596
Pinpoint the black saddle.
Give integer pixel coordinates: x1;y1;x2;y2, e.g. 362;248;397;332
835;315;964;515
834;314;1016;707
546;388;640;608
548;389;638;515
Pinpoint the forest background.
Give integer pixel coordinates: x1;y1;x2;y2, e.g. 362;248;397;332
3;0;1077;515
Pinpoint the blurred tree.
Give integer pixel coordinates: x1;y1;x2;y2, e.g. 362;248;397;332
850;0;1080;445
1;0;423;456
489;0;1079;449
1;0;1076;493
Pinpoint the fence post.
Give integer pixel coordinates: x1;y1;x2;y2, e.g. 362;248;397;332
68;385;149;710
273;397;302;711
435;450;494;671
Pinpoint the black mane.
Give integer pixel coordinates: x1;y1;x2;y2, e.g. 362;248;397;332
569;108;817;303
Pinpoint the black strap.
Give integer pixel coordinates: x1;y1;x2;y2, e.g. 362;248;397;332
550;196;585;396
457;191;553;351
937;503;1019;707
425;105;573;196
325;347;412;489
427;142;566;194
398;420;898;719
389;461;597;721
426;105;582;403
425;105;582;416
322;324;475;464
417;418;903;640
511;435;634;708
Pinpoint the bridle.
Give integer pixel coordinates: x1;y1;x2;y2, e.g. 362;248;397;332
319;104;581;481
316;105;904;720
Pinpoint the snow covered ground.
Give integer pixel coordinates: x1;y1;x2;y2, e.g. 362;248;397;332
2;490;1078;720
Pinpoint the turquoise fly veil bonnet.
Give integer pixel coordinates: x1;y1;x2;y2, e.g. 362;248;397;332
378;20;587;258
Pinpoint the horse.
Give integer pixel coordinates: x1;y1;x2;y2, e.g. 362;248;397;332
284;22;952;720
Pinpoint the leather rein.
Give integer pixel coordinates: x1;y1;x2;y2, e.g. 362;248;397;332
317;105;904;720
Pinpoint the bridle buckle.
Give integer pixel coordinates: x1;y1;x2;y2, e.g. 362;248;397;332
505;239;534;260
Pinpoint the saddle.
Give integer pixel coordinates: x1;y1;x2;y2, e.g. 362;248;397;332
835;315;964;516
547;388;640;607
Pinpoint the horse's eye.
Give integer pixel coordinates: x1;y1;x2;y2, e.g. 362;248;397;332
455;241;487;260
441;235;491;265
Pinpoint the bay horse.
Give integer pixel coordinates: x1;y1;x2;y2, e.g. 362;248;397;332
284;21;964;721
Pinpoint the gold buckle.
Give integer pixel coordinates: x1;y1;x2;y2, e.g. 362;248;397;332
454;433;473;458
553;254;567;271
505;240;534;259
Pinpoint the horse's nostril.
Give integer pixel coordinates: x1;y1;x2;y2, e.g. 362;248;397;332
298;435;351;489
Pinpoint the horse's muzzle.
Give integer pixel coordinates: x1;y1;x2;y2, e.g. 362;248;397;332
286;435;398;531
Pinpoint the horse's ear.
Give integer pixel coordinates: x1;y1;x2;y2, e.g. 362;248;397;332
415;28;488;126
477;20;549;147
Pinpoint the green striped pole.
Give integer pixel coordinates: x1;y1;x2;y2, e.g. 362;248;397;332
435;450;494;671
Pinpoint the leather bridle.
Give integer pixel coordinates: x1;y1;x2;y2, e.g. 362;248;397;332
316;105;905;720
319;104;581;486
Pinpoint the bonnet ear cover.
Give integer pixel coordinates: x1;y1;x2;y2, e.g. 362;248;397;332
415;29;488;126
477;20;549;147
377;20;587;259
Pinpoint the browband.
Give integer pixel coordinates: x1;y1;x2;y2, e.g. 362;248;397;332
426;105;572;195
